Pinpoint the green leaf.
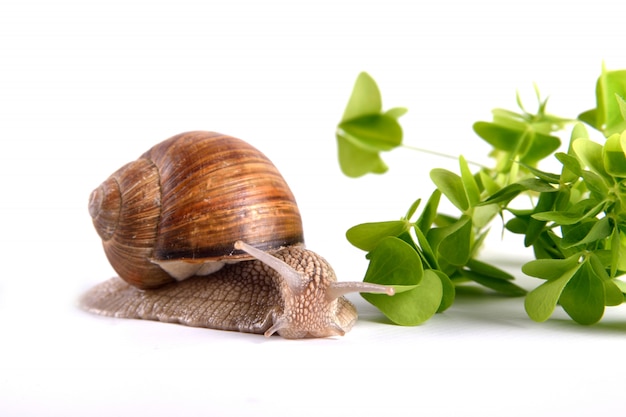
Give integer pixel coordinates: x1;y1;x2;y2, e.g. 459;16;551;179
610;227;620;277
336;133;388;177
478;182;527;206
559;259;605;324
431;269;455;312
561;123;588;182
518;163;561;183
436;215;472;266
386;284;421;294
603;131;626;177
460;270;527;296
346;220;410;251
533;194;606;226
466;258;515;280
473;121;521;151
604;279;624;306
404;198;421;221
516;178;558;193
505;216;528;234
338;114;403;152
336;73;404;177
362;237;443;325
581;170;610;198
525;191;557;247
520;132;561;166
472;122;560;165
532;211;587;225
459;155;481;207
555;152;583;179
385;107;408;119
472;202;500;229
430;168;469;211
492;108;527;130
522;253;582;280
366;269;443;326
412;224;438;270
617;94;626;120
613;278;626;294
570;121;591;142
363;237;423;285
589;253;623;306
524;258;583;322
573;137;610;180
416;189;441;233
578;66;626;136
478;169;501;195
561;217;612;249
341;72;381;122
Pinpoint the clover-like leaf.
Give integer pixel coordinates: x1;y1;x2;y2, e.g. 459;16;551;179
336;72;405;177
517;163;561;183
524;255;583;322
589;253;624;306
460;270;527;296
522;253;582;280
361;237;444;325
560;123;588;183
478;183;528;206
532;211;587;225
560;217;612;249
346;220;410;251
524;191;557;247
336;134;388;177
415;189;441;233
582;170;610;199
555;152;583;180
473;122;560;166
578;66;626;136
430;168;469;211
603;131;626;177
338;114;403;152
431;269;455;313
363;269;442;326
432;215;472;266
404;198;422;221
520;132;561;166
473;121;522;151
340;72;381;122
459;155;480;207
516;178;558;193
559;259;605;324
573;138;611;182
385;107;409;119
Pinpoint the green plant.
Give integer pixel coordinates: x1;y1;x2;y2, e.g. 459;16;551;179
335;66;626;325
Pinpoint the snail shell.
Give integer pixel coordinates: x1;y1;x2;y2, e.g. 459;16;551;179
83;131;393;338
88;131;304;289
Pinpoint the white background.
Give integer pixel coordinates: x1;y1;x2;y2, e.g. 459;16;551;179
2;0;626;416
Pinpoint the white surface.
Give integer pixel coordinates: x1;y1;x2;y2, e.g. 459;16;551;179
2;0;626;416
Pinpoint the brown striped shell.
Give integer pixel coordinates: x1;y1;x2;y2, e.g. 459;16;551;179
88;131;304;289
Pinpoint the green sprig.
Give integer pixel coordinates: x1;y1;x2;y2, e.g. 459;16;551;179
336;65;626;326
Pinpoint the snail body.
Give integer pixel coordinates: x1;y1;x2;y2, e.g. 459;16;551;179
83;131;392;338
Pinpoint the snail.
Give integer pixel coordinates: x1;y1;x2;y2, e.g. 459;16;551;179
81;131;393;339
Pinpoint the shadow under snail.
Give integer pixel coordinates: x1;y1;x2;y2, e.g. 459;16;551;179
81;131;394;339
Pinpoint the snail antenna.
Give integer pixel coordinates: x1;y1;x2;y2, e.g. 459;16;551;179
234;240;306;293
326;281;394;302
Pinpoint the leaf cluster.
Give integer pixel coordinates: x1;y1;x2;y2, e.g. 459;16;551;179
335;66;626;326
509;124;626;323
335;72;407;177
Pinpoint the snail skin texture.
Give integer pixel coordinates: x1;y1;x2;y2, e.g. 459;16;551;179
82;131;393;339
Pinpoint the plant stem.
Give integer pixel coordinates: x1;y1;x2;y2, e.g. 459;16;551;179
401;144;489;169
